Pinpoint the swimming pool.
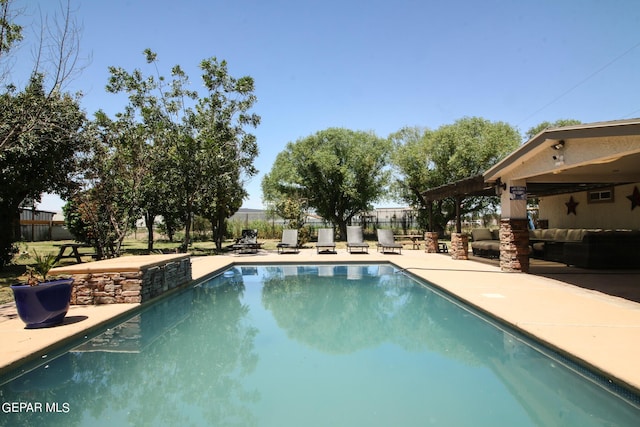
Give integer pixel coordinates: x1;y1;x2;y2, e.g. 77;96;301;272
1;264;638;426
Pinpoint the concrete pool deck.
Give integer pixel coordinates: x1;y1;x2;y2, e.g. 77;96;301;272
1;248;639;395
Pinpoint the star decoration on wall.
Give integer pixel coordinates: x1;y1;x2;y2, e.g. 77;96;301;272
627;186;640;210
565;196;579;215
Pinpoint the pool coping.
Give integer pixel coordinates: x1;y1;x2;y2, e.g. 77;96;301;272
2;249;640;396
49;253;191;274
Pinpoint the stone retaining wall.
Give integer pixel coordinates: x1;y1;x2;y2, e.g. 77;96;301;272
70;257;192;305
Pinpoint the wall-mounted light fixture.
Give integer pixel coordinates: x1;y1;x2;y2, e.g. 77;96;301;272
551;140;565;150
495;178;507;196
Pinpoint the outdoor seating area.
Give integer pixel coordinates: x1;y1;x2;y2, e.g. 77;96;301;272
470;227;640;269
529;228;640;268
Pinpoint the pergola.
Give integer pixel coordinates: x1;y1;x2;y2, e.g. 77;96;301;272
421;118;640;272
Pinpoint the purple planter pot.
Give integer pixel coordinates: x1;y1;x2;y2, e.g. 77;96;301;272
10;279;74;328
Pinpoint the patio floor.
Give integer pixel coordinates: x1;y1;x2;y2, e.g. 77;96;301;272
1;248;639;395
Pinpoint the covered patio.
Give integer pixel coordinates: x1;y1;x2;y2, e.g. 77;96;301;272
422;118;640;272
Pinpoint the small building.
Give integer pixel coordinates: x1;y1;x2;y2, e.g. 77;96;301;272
19;208;74;241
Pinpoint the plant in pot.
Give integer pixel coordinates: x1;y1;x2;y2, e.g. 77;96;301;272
10;250;74;329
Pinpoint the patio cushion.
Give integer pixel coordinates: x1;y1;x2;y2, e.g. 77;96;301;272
471;228;493;241
566;229;585;241
541;229;557;240
553;229;568;241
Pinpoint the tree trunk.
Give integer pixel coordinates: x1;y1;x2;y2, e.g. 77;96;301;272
180;212;192;252
0;202;21;269
144;212;156;252
336;220;347;242
212;212;226;251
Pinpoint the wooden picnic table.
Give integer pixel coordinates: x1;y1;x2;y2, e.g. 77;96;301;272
396;234;422;250
54;243;95;264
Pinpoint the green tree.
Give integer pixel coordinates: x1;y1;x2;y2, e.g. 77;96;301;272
78;50;259;253
263;128;391;238
0;0;87;268
101;49;198;252
63;188;119;260
0;75;87;267
0;0;23;62
525;119;582;140
73;113;148;258
391;117;520;235
193;57;260;250
1;0;87;151
389;126;433;229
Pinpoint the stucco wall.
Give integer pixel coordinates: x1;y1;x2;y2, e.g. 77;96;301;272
538;182;640;229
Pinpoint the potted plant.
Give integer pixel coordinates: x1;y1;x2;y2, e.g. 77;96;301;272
10;250;74;329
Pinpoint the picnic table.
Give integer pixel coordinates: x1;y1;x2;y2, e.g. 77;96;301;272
54;243;96;264
396;234;422;250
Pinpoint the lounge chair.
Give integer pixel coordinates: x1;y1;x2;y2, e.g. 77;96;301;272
346;226;369;253
316;228;336;254
376;229;402;254
231;229;262;254
277;229;299;254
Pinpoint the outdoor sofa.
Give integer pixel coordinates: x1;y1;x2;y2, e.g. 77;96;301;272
470;228;500;258
472;227;640;269
561;230;640;269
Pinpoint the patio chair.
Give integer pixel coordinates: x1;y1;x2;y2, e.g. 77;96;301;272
231;229;262;254
316;228;336;254
376;229;403;254
346;226;369;253
277;229;299;254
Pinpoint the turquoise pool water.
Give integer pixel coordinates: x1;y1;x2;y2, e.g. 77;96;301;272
1;264;639;426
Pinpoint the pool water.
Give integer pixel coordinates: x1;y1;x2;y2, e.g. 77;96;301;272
1;264;639;426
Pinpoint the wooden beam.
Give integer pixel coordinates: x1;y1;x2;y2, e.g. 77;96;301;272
422;174;493;202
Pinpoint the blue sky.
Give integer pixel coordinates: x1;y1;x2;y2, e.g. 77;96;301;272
12;0;640;211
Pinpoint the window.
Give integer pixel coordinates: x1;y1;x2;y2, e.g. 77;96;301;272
587;187;614;203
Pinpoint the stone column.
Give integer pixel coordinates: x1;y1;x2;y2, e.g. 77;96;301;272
499;218;530;273
450;233;469;260
424;232;439;253
498;178;530;273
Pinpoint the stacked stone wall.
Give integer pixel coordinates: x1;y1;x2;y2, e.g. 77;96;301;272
424;232;439;253
450;233;469;260
70;257;192;305
499;218;530;273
